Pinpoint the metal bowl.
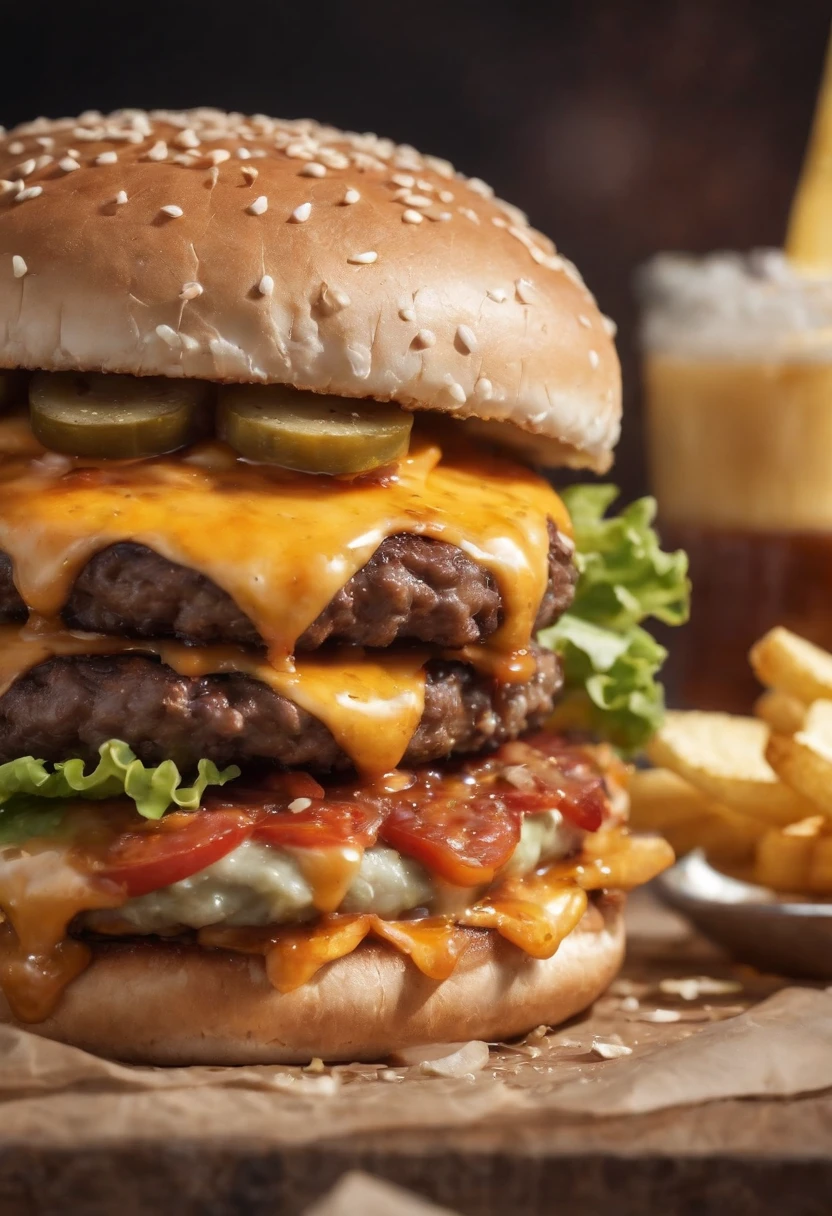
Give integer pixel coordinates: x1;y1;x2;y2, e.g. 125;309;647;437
656;850;832;979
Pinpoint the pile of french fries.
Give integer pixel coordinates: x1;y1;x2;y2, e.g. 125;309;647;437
630;626;832;895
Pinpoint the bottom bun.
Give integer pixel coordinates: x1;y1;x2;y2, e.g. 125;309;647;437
1;896;624;1065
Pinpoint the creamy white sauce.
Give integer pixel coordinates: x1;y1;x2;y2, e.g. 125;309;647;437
100;810;583;933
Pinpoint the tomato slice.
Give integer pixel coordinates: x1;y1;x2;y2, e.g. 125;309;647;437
90;807;257;898
512;734;608;832
380;799;522;886
253;801;384;850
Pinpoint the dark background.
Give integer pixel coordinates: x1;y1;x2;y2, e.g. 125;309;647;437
1;0;828;499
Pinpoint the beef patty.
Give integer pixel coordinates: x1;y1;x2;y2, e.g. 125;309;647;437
0;647;562;772
0;524;576;650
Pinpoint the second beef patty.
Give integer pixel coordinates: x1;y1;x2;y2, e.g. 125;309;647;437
0;646;563;772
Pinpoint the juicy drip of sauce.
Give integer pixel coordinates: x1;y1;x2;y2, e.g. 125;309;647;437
198;833;673;994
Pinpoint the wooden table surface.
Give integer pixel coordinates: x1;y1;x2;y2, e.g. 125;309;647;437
2;892;831;1216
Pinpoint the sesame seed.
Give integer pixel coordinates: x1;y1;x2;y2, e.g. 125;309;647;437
342;187;360;204
438;189;454;203
58;156;80;173
12;255;27;278
491;216;507;228
0;180;21;197
348;251;377;264
174;129;200;149
288;797;312;813
459;207;480;224
402;209;423;224
248;195;268;215
456;325;477;354
160;204;183;218
487;288;507;302
180;333;200;352
145;140;168;162
15;186;42;203
592;1040;633;1061
446;380;467;404
241;165;258;184
95;151;118;165
317;283;351;314
391;173;415;188
114;190;128;205
180;281;204;301
398;307;416;322
515;278;534;304
8;141;24;155
258;274;275;296
155;324;180;348
34;155;52;171
602;315;618;337
588;349;600;369
476;377;493;400
416;178;433;193
205;148;230;165
412;329;435;349
400;193;432;208
467;176;494;198
578;314;592;328
300;162;326;178
290;201;312;223
35;136;54;151
15;159;36;179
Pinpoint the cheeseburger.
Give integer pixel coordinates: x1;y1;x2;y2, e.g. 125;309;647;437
0;109;687;1064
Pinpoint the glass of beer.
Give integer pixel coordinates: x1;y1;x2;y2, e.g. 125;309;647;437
639;250;832;711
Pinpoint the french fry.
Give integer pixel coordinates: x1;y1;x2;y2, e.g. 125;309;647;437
629;768;764;864
647;711;817;826
753;689;806;736
753;816;825;893
750;626;832;704
765;701;832;819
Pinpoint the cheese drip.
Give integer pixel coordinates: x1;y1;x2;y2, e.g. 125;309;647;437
0;623;427;776
0;420;569;666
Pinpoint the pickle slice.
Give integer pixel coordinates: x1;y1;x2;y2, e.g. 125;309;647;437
218;385;413;474
29;373;209;458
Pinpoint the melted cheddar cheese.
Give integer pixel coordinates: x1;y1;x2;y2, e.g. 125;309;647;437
0;421;569;663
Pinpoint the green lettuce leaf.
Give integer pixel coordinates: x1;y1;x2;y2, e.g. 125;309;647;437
539;485;689;750
0;739;240;822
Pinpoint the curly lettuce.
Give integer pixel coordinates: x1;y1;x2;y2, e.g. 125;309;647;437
0;739;240;826
539;485;689;751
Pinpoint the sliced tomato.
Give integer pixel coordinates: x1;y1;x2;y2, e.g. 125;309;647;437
90;807;257;898
513;734;608;832
380;799;522;886
253;801;385;850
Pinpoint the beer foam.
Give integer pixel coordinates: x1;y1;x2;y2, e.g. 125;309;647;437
638;250;832;359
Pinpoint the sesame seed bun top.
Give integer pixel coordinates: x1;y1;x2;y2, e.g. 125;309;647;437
0;108;621;471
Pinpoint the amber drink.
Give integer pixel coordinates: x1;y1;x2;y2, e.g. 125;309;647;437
640;251;832;711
